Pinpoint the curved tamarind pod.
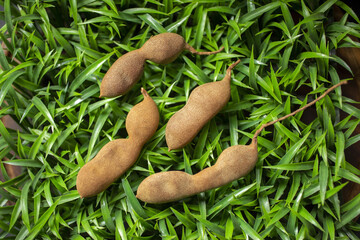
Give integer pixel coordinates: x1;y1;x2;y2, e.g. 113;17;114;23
136;142;257;203
100;50;145;98
136;81;348;204
100;33;224;98
140;33;187;65
165;60;240;151
76;88;159;198
126;88;160;145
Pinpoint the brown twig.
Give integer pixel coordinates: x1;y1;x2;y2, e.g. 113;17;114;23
227;59;241;75
185;44;225;55
252;81;348;142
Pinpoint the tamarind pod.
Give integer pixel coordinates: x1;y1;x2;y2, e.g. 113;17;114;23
100;33;224;97
136;81;348;204
100;50;146;98
140;33;186;65
77;139;141;198
77;89;159;197
136;142;257;204
165;60;240;151
126;88;160;145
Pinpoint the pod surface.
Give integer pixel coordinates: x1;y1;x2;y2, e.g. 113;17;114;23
136;142;258;203
76;89;159;197
140;33;186;64
165;79;231;150
100;33;224;98
136;171;196;204
126;89;160;145
100;50;146;97
77;139;140;198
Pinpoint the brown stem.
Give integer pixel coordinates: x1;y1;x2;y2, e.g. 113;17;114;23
185;44;224;55
141;88;149;97
227;59;241;76
252;81;348;143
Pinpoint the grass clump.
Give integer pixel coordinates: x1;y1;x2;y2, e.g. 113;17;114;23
1;0;360;239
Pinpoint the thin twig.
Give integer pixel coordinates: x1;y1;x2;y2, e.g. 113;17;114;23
227;59;241;76
252;81;348;141
185;44;225;55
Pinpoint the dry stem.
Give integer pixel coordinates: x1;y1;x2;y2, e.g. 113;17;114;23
252;81;348;143
185;44;225;55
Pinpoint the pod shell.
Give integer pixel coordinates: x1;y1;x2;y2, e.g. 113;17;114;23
165;79;231;150
140;33;186;65
77;89;159;197
77;139;141;198
126;90;160;145
100;50;145;97
136;143;258;203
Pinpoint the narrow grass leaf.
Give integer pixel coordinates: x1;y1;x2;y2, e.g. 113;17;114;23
20;181;31;230
239;2;281;24
51;26;75;56
278;132;311;165
115;211;128;240
263;162;313;171
103;0;118;13
0;119;16;151
68;52;114;95
0;43;10;71
208;183;255;216
225;217;234;239
86;107;112;162
1;61;37;82
171;207;196;230
325;215;335;240
195;6;207;49
336;168;360;185
138;14;167;33
266;207;290;227
193;215;225;236
335;132;345;178
9;200;21;231
101;195;115;232
238;217;262;240
298;206;324;231
0;70;25;105
123;8;168;15
29;127;48;160
3;159;43;168
193;122;210;159
311;183;347;205
0;174;25;188
122;178;147;218
4;0;13;35
319;161;328;205
32;96;58;131
182;56;210;83
298;52;334;60
166;16;189;32
81;217;98;240
27;198;60;240
314;0;337;13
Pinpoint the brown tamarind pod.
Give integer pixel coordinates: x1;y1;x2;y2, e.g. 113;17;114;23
136;81;348;204
136;142;257;203
100;33;224;98
165;60;241;151
76;88;159;198
100;50;146;98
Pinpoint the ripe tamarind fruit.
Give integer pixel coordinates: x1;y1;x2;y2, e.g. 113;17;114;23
76;88;159;198
100;33;224;97
136;81;348;203
166;60;241;151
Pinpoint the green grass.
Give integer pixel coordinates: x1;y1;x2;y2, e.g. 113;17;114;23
1;0;360;239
